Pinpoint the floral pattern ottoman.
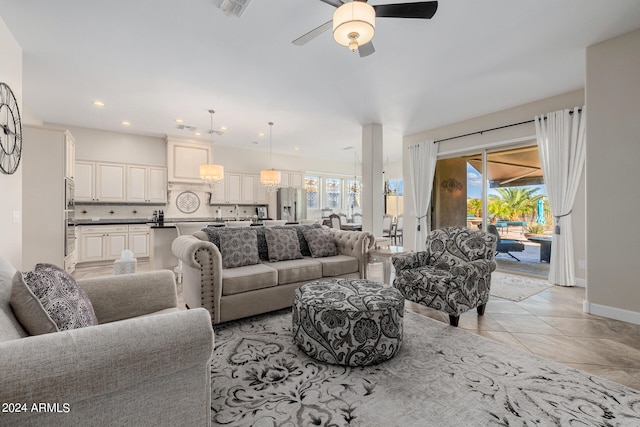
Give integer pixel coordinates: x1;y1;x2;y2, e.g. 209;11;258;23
292;278;404;366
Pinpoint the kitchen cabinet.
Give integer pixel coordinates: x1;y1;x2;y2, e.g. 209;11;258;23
76;160;166;204
128;225;150;258
241;174;257;204
75;161;95;201
279;171;304;189
225;172;242;204
127;165;167;203
96;163;126;202
78;225;128;262
65;132;76;180
166;138;211;183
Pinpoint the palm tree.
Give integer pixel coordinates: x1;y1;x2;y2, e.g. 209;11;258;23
490;187;543;221
467;198;482;217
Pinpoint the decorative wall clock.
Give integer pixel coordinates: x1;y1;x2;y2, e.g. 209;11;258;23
0;82;22;175
176;191;200;214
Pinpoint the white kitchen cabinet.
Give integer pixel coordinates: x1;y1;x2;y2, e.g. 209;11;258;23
241;174;257;204
127;165;167;203
75;161;96;201
225;172;242;204
65;132;76;180
147;167;167;203
77;225;132;263
255;179;268;204
96;163;126;202
128;225;150;258
166;138;211;183
290;172;304;189
210;180;226;203
280;171;290;188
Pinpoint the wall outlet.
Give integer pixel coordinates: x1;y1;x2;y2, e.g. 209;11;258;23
578;259;585;269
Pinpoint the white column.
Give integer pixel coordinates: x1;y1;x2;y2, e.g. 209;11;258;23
361;123;384;236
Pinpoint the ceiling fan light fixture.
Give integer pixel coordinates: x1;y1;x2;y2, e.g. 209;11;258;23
333;2;375;49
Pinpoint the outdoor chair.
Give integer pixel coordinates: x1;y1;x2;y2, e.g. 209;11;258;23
488;224;525;261
391;227;497;327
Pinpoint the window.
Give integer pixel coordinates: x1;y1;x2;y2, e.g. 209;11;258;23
385;179;403;218
325;178;342;209
346;179;361;209
305;176;320;209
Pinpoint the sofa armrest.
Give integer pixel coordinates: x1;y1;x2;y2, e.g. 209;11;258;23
329;229;375;278
0;308;213;425
391;251;425;272
77;270;177;324
172;235;223;323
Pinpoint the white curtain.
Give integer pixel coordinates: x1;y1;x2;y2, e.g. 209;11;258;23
409;140;439;252
535;106;586;286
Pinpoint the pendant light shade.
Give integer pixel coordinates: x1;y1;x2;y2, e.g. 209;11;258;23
260;121;281;192
200;109;224;189
333;1;375;52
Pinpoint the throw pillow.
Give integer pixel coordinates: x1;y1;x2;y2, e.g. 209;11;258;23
271;223;322;256
302;227;338;258
264;228;303;262
218;228;260;268
10;263;98;335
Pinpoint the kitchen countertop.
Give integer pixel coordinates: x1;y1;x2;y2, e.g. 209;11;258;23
75;217;263;227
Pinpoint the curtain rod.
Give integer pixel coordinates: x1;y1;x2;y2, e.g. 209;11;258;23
433;108;582;144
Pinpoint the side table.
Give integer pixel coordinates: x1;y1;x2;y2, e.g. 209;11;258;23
368;245;409;284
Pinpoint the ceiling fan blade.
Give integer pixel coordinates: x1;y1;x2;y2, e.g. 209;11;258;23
374;1;438;19
318;0;344;7
358;42;375;57
292;20;333;46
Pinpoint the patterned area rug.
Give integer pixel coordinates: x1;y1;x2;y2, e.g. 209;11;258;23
490;271;553;302
211;309;640;426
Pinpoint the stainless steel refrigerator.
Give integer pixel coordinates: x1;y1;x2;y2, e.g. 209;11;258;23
277;188;307;222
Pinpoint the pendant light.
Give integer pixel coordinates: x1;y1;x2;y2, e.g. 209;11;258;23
333;1;375;52
260;121;281;192
200;109;224;190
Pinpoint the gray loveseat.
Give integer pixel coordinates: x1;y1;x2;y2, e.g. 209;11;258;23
172;225;375;324
0;257;214;427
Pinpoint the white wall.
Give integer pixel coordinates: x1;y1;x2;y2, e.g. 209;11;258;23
402;90;587;284
0;18;23;268
585;28;640;323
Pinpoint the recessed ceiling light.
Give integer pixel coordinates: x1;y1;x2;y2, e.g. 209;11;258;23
195;132;201;136
121;121;131;126
220;126;228;131
293;147;300;151
175;118;184;123
258;132;265;137
93;101;105;107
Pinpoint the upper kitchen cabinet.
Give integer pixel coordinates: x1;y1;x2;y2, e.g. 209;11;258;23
65;132;76;180
75;161;95;201
167;138;210;183
280;171;304;189
96;163;126;202
127;165;167;203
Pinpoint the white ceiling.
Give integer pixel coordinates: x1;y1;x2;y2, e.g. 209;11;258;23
2;0;640;162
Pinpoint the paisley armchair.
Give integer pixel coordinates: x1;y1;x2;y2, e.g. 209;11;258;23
392;227;497;326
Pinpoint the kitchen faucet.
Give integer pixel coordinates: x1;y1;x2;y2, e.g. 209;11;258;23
234;205;239;221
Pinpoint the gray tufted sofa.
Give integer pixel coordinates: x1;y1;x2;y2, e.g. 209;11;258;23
172;226;375;324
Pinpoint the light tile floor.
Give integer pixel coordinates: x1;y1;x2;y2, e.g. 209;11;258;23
73;260;640;391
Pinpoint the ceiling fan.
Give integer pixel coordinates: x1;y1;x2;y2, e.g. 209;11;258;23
292;0;438;57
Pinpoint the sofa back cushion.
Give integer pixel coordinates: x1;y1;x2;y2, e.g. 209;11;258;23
302;227;338;258
264;228;303;262
10;263;98;335
218;228;260;268
0;257;28;342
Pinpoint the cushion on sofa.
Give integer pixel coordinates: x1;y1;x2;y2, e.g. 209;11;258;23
314;255;359;277
221;263;278;296
264;228;303;262
270;223;322;256
218;228;260;268
302;227;338;258
10;263;98;335
263;258;323;285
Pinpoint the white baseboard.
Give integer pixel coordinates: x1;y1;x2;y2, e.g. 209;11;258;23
575;278;586;287
583;301;640;326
